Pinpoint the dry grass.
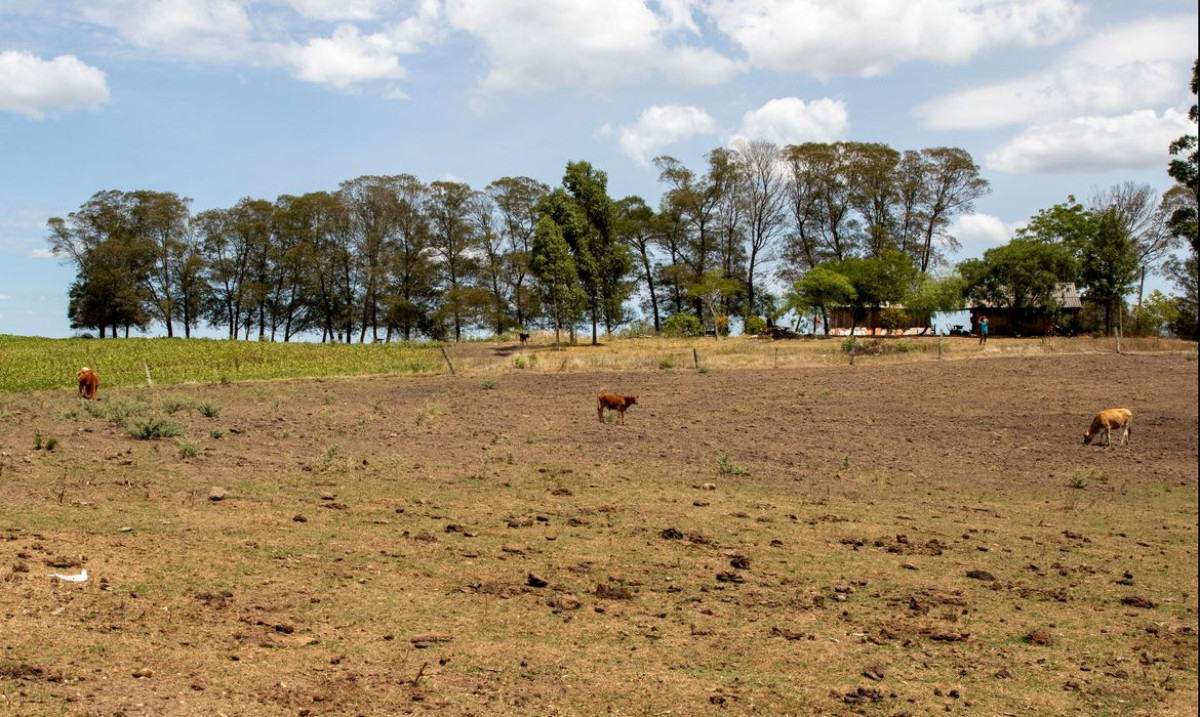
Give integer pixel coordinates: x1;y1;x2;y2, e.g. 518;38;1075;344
0;343;1195;716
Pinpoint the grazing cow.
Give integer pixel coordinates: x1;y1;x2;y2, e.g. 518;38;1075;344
597;393;637;425
1083;408;1132;447
77;367;99;400
519;332;530;347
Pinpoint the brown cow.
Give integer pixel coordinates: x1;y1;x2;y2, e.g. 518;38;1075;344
1083;408;1132;447
77;367;99;400
597;393;637;425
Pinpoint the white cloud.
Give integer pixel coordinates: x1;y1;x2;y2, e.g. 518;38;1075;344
986;108;1193;174
0;51;111;119
704;0;1084;78
286;0;387;22
0;294;10;301
445;0;743;93
946;212;1014;258
279;24;407;88
31;248;57;259
730;97;848;145
916;14;1197;130
82;0;254;62
610;104;718;165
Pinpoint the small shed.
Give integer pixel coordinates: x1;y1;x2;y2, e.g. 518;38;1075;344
969;283;1082;336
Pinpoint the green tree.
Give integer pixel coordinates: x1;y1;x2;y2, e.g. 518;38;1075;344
1079;209;1140;336
1167;59;1199;255
614;195;662;331
784;264;856;335
426;181;481;342
959;239;1078;332
488;176;549;331
562;160;634;342
530;216;584;345
905;274;967;333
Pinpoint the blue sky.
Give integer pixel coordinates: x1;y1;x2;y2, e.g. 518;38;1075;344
1;0;1196;338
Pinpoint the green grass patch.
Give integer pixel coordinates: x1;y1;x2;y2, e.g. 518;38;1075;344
0;334;444;393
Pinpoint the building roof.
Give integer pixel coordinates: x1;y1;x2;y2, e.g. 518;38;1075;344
972;282;1082;310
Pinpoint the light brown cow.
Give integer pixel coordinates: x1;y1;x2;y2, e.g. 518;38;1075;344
597;393;637;425
1083;408;1132;447
77;367;99;400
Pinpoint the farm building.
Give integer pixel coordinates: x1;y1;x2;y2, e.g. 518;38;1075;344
824;306;932;336
969;282;1082;336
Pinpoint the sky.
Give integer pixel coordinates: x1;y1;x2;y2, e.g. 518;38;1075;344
0;0;1196;339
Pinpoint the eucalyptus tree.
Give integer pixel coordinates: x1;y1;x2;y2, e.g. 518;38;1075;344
710;147;748;324
47;190;149;337
530;216;584;345
470;190;511;335
225;198;276;340
426;180;481;341
195;207;247;339
340;175;408;342
487;176;549;331
561;160;633;340
1080;209;1140;336
1088;182;1178;330
127;191;192;338
844;142;902;256
614;195;662;331
271;192;353;342
909;147;990;273
382;175;436;341
734;139;788;327
779;142;861;279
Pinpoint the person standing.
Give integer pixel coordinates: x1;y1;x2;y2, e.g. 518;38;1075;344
978;315;989;345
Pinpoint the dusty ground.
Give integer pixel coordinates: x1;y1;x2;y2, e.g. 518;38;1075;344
0;349;1197;716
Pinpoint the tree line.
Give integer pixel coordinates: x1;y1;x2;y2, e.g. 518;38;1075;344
47;64;1198;344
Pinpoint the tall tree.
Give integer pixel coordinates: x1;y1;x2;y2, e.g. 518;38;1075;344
426;181;480;341
910;147;989;273
1088;182;1177;331
530;216;584;345
48;190;150;338
959;239;1078;330
615;196;662;331
735;139;787;327
1079;209;1140;336
562;160;633;341
1166;59;1199;340
128;191;192;338
488;176;548;331
340;175;405;343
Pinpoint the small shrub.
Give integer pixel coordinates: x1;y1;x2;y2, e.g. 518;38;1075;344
176;437;200;459
697;363;710;374
513;357;527;369
840;336;858;355
744;316;767;335
162;399;192;415
198;401;221;418
717;451;747;476
482;378;498;390
127;415;182;440
659;355;675;370
45;437;59;452
210;428;224;440
415;402;444;428
33;428;42;450
660;312;704;338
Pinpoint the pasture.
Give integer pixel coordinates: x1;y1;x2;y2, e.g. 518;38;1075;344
0;337;1196;716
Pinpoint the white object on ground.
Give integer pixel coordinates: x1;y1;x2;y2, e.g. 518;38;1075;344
48;569;88;582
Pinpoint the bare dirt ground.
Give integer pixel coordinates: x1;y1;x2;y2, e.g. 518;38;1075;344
1;349;1197;716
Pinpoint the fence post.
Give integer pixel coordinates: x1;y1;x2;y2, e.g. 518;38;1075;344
693;347;699;369
440;346;455;375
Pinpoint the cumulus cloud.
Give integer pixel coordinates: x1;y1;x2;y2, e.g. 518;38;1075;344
916;14;1197;130
31;248;57;259
946;212;1015;258
730;97;848;146
0;51;111;119
985;108;1193;174
607;104;718;165
82;0;254;62
444;0;743;93
279;25;407;89
704;0;1084;78
286;0;387;22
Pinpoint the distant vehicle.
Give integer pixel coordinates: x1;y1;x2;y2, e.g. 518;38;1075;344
947;324;972;337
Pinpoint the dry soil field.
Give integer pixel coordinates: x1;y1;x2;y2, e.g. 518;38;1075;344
0;346;1197;716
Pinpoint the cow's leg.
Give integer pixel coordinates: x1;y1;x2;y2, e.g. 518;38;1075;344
598;401;604;423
